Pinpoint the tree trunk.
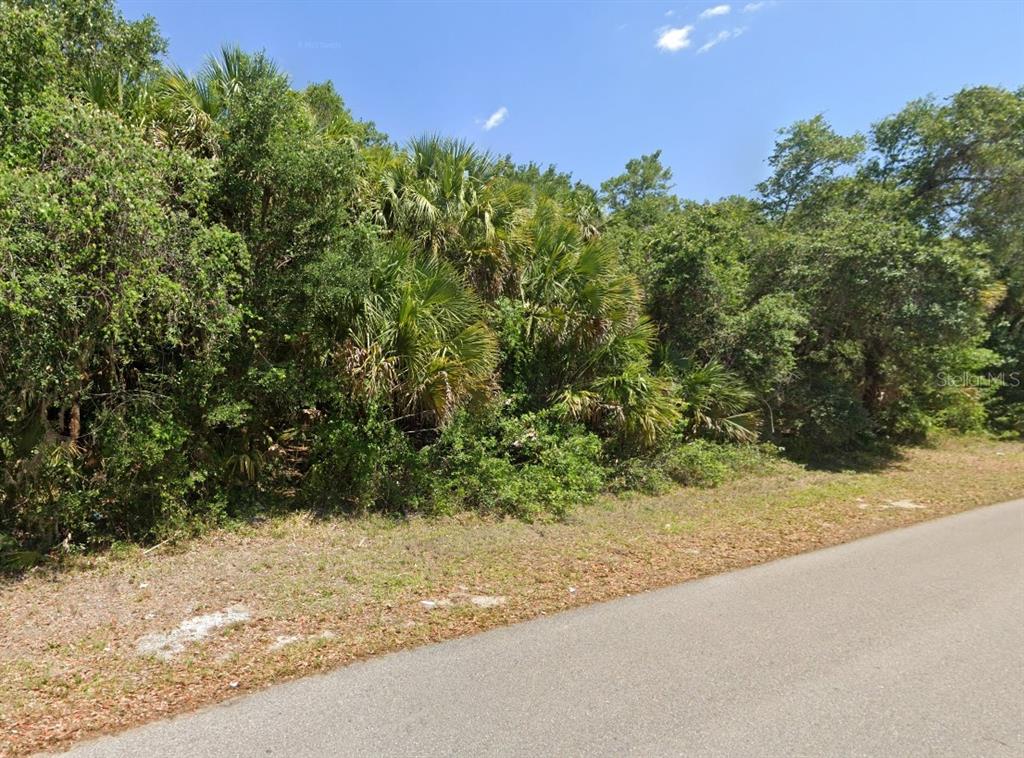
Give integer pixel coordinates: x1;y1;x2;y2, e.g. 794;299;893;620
862;342;885;415
69;400;81;444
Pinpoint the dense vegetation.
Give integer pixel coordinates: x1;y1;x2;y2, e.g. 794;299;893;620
1;0;1021;561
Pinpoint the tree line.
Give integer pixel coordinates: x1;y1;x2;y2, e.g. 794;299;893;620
1;0;1021;560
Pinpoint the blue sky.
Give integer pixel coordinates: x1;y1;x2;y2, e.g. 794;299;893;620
119;1;1023;201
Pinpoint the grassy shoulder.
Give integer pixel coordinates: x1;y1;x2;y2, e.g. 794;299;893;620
2;435;1023;756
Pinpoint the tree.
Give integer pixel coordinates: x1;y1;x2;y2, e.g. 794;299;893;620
347;241;498;431
149;45;283;155
365;136;525;296
641;199;758;361
756;115;865;220
600;150;674;210
0;0;163;133
0;93;248;548
3;2;1020;558
757;190;991;442
868;87;1024;434
495;160;603;239
600;150;679;228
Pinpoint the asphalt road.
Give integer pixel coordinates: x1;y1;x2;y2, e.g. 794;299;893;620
60;498;1024;758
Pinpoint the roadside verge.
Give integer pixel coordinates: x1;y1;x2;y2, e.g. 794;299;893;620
2;436;1022;756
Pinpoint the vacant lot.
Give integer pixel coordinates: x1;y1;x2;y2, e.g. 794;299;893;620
3;436;1023;757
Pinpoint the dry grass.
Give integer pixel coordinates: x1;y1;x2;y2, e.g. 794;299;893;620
2;436;1022;756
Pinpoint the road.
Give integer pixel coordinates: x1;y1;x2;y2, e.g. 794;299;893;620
60;498;1024;757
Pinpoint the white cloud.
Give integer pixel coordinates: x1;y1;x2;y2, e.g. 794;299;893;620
656;25;694;52
697;26;747;53
665;9;675;16
699;4;731;18
482;106;508;131
743;1;764;11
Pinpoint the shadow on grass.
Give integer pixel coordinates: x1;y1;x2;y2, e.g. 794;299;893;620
780;439;909;473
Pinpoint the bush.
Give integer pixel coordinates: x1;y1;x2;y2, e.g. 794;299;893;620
777;375;876;456
606;456;674;495
662;441;778;487
302;405;608;520
424;407;607;519
302;410;427;514
610;439;779;493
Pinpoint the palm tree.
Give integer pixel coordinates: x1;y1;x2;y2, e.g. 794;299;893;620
507;202;679;446
366;136;533;297
518;200;642;367
81;69;155;126
346;240;498;430
149;45;282;155
675;360;761;442
369;136;489;246
558;363;681;450
365;141;676;445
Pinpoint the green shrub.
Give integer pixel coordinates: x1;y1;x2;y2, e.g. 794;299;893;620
662;441;777;487
610;440;779;493
661;442;732;487
424;408;607;519
303;411;427;514
0;94;247;553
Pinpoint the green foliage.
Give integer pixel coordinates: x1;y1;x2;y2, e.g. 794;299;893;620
674;361;760;443
641;198;756;359
611;440;779;493
425;408;607;518
558;356;681;451
868;86;1024;436
600;150;679;228
0;92;248;549
0;0;1018;559
305;404;608;519
661;441;777;487
729;293;806;402
757;193;990;442
776;374;876;456
148;45;285;155
303;409;425;514
0;0;164;132
756;115;866;219
347;241;499;430
0;3;60;130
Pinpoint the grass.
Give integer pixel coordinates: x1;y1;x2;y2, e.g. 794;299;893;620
1;435;1023;756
